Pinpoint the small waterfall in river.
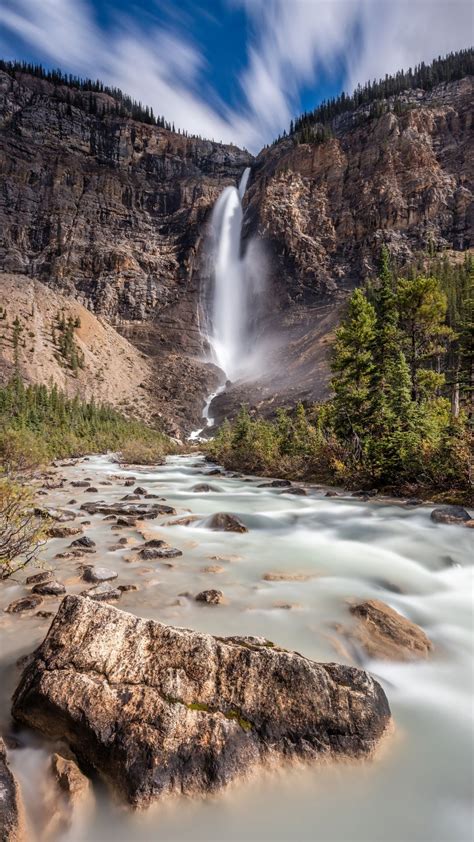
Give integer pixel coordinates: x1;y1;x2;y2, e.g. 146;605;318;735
190;167;266;440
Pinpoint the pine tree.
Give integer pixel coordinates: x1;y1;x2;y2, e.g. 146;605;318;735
331;289;377;462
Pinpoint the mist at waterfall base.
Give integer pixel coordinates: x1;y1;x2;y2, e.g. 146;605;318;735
206;167;267;383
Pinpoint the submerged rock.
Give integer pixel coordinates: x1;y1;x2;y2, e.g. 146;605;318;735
191;484;220;493
195;589;224;604
430;505;471;525
25;570;53;586
12;596;391;807
279;486;307;496
204;512;248;533
5;595;43;614
32;581;66;597
338;599;433;661
258;479;292;488
0;737;24;841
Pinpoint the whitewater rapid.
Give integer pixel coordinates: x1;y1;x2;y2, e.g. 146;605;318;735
1;454;472;841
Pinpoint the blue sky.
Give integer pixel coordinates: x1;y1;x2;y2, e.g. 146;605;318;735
0;0;472;151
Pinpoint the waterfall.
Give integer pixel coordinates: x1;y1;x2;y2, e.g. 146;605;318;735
207;166;257;381
190;166;266;440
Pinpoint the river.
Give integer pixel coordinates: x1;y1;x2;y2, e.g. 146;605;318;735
0;454;472;841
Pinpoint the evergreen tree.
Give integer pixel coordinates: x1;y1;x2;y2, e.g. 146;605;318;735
396;276;453;401
331;289;377;461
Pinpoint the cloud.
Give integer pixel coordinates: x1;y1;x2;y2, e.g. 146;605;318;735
0;0;472;153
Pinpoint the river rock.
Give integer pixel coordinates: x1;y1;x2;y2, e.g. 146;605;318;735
81;501;176;518
70;537;96;549
50;753;91;806
124;478;136;486
139;547;183;560
34;507;76;522
25;570;53;586
32;581;66;597
48;525;83;539
279;487;307;496
5;595;43;614
195;589;224;604
258;479;292;488
133;487;147;495
338;599;433;661
71;481;91;488
82;567;118;584
11;596;391;807
430;505;471;524
204;513;248;533
81;583;122;601
0;737;24;841
192;484;220;493
325;491;339;497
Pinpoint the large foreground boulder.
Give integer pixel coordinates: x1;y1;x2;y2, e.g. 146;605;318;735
12;596;391;808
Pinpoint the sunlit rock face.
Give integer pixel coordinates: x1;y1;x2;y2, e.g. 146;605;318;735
12;595;391;807
246;78;473;306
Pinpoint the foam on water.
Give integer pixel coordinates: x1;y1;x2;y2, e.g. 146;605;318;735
1;453;472;841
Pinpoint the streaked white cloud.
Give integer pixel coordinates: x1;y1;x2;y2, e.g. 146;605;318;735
0;0;471;152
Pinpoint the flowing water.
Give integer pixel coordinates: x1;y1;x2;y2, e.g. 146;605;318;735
0;454;472;841
205;167;266;383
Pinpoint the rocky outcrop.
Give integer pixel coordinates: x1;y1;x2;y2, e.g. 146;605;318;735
336;599;433;661
0;737;24;841
247;79;473;305
12;595;391;807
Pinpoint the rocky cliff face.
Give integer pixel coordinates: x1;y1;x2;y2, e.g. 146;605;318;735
0;69;252;324
246;78;473;306
1;69;472;430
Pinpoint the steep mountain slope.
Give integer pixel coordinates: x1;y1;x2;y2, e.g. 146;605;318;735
246;77;472;305
0;64;472;431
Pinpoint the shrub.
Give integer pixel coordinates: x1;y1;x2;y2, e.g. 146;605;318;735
118;439;168;466
0;480;47;578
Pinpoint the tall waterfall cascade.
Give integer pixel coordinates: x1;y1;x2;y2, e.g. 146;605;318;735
207;166;265;381
189;167;266;440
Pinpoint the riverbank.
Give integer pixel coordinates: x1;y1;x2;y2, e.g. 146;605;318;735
0;453;472;841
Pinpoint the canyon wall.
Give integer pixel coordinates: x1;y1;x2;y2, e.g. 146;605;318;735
0;68;472;430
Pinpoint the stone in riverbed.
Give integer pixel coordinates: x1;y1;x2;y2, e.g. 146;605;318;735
81;501;176;518
12;596;391;808
0;737;24;841
32;581;66;597
430;505;471;524
279;486;307;496
48;525;83;538
133;487;147;495
204;512;248;533
195;589;224;604
139;547;182;560
258;479;292;488
25;570;53;586
191;484;221;493
81;583;121;601
5;595;43;614
337;599;433;661
123;478;136;486
70;536;96;548
81;566;118;584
